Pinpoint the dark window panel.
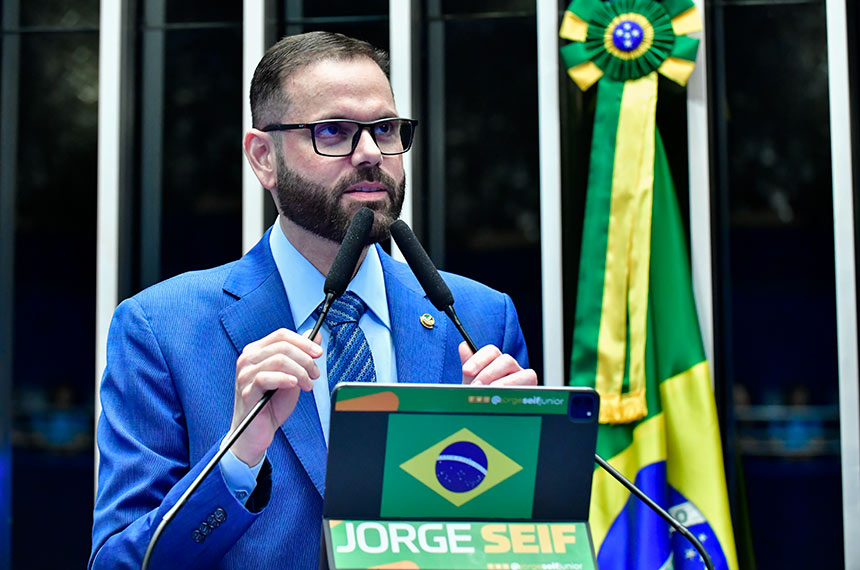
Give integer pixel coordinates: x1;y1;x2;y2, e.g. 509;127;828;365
14;31;98;399
159;27;244;279
724;6;832;230
165;2;242;24
277;20;390;51
439;0;534;17
11;30;98;569
713;2;843;569
433;14;544;380
722;3;836;401
441;16;539;249
293;0;388;19
20;0;99;28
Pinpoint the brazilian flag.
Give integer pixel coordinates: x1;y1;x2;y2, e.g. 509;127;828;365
561;1;739;568
380;414;540;520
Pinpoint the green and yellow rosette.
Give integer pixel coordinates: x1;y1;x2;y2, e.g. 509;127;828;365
562;0;702;424
560;0;702;90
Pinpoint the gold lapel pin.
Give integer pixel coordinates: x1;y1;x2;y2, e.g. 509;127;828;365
420;313;435;329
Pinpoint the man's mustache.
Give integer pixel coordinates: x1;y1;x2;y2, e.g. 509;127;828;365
338;167;398;196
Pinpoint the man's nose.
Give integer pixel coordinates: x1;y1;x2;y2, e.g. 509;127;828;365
350;128;383;167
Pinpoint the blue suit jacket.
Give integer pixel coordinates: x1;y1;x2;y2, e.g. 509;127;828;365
90;230;529;569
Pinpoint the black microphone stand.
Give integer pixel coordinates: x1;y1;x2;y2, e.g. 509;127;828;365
594;453;715;570
140;308;331;570
140;395;268;569
141;207;373;569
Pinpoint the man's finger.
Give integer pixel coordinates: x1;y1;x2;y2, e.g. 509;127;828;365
460;343;502;377
468;353;521;385
485;368;538;386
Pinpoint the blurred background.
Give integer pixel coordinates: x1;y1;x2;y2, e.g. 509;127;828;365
0;0;858;568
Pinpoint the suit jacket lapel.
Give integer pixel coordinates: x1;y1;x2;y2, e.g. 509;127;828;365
379;247;450;385
220;230;327;498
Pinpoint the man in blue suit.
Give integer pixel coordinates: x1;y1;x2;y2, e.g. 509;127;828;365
90;31;537;569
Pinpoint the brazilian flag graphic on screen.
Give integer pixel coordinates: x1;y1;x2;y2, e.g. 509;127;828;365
380;414;540;519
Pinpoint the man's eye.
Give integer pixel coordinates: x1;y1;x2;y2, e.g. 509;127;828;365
374;122;394;136
315;123;346;137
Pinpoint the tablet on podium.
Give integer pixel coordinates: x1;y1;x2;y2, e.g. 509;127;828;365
322;383;600;570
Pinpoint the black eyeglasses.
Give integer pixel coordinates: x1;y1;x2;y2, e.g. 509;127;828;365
260;117;418;157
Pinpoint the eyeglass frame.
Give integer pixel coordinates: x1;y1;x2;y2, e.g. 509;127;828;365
259;117;419;157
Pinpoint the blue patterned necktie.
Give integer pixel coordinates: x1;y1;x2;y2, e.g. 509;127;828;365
315;291;377;393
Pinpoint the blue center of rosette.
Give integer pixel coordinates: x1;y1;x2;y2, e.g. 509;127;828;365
612;20;644;52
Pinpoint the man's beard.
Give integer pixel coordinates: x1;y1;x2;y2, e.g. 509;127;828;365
274;158;405;244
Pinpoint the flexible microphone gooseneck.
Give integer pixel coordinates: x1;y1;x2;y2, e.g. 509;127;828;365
140;207;375;570
593;454;715;570
389;219;478;353
389;220;713;569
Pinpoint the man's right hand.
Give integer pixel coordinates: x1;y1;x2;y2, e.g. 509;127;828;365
229;328;322;466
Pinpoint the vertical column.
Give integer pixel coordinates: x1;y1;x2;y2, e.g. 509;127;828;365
95;0;126;485
0;1;21;562
686;0;714;370
536;0;563;386
825;0;860;565
243;0;268;253
390;0;414;259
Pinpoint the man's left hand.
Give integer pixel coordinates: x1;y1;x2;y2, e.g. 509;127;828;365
459;342;538;386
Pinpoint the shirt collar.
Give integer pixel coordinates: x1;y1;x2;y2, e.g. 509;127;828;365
269;218;390;330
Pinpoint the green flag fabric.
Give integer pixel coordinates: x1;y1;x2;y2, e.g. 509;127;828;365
560;1;739;568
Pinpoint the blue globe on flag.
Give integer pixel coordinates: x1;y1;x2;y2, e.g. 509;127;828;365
435;441;488;492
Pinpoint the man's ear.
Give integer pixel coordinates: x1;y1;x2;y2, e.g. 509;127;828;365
243;129;278;190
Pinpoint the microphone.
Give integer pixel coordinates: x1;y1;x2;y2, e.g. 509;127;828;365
308;206;375;340
389;219;478;353
141;207;374;570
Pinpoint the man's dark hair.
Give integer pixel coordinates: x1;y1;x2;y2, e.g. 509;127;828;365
250;31;391;128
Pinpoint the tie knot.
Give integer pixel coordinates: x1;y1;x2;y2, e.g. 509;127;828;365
321;291;367;326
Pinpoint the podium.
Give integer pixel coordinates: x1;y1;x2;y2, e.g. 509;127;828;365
320;384;600;570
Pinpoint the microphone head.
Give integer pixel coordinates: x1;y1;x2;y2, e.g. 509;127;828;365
389;219;455;311
324;207;375;296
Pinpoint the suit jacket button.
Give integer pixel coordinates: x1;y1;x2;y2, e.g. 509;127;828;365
199;522;212;536
192;529;205;543
207;514;219;528
214;508;227;523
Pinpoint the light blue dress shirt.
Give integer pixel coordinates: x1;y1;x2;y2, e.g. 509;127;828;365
220;220;398;503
